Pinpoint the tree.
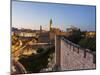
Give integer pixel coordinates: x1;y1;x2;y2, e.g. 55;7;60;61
37;48;44;53
78;39;88;48
67;28;83;44
78;38;96;51
19;46;55;73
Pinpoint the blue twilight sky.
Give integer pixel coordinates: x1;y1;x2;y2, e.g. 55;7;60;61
12;1;96;31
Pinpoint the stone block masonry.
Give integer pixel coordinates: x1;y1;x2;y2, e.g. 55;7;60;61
55;36;96;71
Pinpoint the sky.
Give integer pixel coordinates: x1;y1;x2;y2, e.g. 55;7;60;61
12;1;96;31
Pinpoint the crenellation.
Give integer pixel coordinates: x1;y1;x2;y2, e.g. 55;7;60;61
79;49;84;58
55;36;96;71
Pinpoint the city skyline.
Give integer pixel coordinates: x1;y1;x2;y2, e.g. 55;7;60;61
12;1;96;31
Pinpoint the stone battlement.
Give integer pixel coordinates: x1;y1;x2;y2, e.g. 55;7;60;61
55;35;96;71
61;37;96;64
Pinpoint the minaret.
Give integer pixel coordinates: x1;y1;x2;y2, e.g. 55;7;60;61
40;25;42;33
49;18;53;44
50;19;52;31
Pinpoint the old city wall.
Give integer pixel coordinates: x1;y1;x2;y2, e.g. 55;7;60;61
55;36;96;71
